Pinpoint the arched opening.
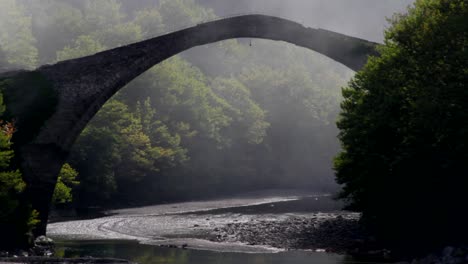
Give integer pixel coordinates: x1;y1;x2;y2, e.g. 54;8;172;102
50;38;358;255
67;38;354;209
1;14;377;239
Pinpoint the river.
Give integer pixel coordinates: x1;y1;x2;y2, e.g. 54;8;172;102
48;190;371;264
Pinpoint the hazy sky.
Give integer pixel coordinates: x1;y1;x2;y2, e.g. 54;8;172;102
198;0;416;42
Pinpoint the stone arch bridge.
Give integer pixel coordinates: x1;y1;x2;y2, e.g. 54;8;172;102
0;15;379;236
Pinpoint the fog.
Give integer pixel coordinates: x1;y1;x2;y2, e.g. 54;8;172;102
118;0;415;41
0;0;415;206
197;0;415;42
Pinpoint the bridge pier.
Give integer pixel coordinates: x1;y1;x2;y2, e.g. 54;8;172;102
20;143;67;236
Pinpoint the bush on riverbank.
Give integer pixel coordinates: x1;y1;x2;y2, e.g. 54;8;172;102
0;92;39;249
335;0;468;253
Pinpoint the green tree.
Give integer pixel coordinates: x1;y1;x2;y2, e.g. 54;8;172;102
56;35;106;61
52;163;79;204
0;122;25;226
239;65;342;189
134;98;189;168
96;21;142;48
71;98;188;206
334;0;468;251
211;77;269;145
82;0;125;33
123;57;234;147
0;93;38;248
133;9;165;38
72;100;133;204
24;0;85;64
159;0;216;30
0;0;38;68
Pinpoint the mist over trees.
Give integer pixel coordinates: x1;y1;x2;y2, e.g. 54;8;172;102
196;0;414;42
0;0;356;207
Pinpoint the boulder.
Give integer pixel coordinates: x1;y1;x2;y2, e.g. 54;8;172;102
34;236;54;247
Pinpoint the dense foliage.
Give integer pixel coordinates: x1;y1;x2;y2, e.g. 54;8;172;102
0;93;38;249
0;0;350;209
52;164;80;204
335;0;468;251
0;0;37;68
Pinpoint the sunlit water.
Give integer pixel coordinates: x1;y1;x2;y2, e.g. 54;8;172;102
49;190;367;264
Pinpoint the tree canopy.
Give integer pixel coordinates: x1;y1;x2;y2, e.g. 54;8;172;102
334;0;468;251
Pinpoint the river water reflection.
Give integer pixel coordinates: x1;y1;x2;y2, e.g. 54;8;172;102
56;240;356;264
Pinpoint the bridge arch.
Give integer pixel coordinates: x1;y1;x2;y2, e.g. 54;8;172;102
0;14;378;236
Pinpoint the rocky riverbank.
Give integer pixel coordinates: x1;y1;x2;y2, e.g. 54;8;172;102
5;212;468;264
208;212;369;253
206;213;468;263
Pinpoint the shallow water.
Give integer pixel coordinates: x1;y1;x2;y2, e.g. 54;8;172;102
50;190;371;263
48;191;346;248
55;239;355;264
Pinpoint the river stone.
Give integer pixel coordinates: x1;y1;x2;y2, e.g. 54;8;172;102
442;246;455;257
34;236;54;246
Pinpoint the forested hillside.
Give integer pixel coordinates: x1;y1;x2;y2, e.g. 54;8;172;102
0;0;352;208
